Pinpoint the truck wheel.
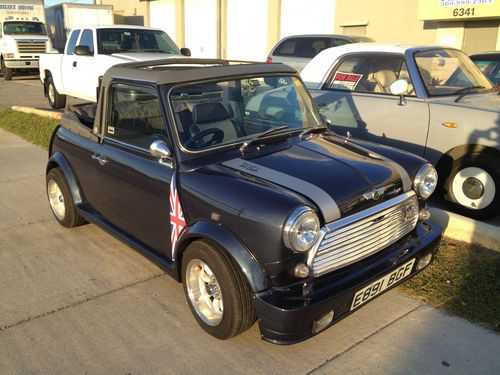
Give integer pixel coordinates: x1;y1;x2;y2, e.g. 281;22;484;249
1;60;12;81
444;154;500;220
47;76;66;109
46;168;85;228
182;240;256;339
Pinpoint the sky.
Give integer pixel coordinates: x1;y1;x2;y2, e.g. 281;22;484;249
45;0;93;7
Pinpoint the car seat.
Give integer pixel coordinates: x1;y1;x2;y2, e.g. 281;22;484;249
190;102;239;143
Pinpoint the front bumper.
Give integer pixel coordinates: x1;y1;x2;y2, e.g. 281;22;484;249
254;220;442;344
4;59;39;69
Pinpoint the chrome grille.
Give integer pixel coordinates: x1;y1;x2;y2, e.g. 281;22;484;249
17;41;46;54
308;192;419;277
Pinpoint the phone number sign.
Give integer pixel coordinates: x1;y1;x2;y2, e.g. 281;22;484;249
418;0;499;20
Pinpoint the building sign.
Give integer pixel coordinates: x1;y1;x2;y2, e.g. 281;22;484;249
418;0;500;20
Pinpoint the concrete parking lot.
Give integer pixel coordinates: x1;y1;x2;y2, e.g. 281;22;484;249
0;92;499;372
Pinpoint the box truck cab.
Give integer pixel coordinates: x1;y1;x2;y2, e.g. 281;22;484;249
0;0;51;80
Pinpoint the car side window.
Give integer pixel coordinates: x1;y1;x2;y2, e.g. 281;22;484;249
275;37;331;58
331;38;350;47
79;29;94;54
66;29;80;55
106;84;167;150
326;54;414;95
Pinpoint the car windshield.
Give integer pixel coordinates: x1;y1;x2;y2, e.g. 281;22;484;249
170;75;324;152
97;28;180;55
472;58;500;86
3;21;46;35
415;48;492;96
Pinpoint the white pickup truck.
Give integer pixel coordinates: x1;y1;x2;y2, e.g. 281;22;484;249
39;25;190;108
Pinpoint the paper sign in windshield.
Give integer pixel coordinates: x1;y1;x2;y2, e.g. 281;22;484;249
330;72;363;90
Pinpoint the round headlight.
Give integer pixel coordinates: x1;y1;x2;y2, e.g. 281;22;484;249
284;207;320;252
414;163;438;199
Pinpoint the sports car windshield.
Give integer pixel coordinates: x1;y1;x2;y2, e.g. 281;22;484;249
415;49;492;96
170;75;323;152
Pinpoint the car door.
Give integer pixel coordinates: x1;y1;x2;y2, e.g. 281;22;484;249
60;29;80;97
89;82;174;256
311;53;430;157
71;29;98;101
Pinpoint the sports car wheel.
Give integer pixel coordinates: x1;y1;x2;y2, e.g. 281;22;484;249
182;240;255;339
444;155;499;220
46;168;85;228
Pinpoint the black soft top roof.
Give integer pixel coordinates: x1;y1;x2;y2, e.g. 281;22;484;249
103;58;298;87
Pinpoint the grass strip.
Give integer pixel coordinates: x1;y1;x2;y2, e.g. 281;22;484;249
0;109;58;149
400;239;500;332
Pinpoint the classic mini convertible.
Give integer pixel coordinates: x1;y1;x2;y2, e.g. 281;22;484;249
46;59;441;344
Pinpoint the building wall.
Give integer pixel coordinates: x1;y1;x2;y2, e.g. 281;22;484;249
334;0;438;44
98;0;150;26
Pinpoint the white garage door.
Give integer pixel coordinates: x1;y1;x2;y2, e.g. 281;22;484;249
184;0;217;58
226;0;268;61
149;0;177;42
280;0;336;38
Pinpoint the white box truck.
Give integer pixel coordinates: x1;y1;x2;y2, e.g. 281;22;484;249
45;3;113;53
0;0;51;80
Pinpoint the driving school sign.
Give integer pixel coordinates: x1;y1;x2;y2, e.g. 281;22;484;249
418;0;500;20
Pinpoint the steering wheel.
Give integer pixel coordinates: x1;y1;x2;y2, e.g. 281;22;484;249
184;128;224;149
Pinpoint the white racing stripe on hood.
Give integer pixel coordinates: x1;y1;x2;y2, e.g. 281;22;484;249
223;158;341;222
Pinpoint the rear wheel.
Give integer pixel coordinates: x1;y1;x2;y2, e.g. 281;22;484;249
1;59;12;81
46;76;66;109
181;240;255;339
444;154;500;220
46;168;85;228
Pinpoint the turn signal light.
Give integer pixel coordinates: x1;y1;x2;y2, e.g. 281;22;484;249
294;263;310;278
416;253;433;271
312;310;334;333
266;57;273;63
442;122;458;128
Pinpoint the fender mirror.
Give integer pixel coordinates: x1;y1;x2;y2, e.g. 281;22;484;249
180;48;191;57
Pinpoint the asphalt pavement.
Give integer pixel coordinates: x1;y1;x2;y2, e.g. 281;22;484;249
0;120;499;373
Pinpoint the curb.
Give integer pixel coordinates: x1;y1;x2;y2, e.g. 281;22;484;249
429;207;499;251
11;106;62;120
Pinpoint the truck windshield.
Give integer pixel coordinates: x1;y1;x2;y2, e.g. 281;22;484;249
97;28;180;55
3;22;46;35
415;48;493;96
170;75;324;152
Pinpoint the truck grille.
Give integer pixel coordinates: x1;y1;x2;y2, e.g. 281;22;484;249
308;192;419;277
16;41;46;54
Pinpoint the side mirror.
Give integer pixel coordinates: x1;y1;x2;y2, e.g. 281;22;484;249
74;45;93;56
180;47;191;57
390;79;408;96
150;140;172;166
390;79;409;107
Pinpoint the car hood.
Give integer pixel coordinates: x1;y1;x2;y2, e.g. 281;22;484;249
110;52;179;61
431;91;500;112
220;134;412;223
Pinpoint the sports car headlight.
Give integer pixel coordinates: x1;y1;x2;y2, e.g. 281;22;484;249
284;207;320;252
413;163;438;199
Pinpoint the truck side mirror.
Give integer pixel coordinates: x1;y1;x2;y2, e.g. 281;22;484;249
180;48;191;57
74;45;93;56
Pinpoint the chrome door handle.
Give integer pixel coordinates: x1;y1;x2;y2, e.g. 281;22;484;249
92;154;108;166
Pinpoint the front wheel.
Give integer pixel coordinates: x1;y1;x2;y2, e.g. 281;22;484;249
181;240;255;339
46;76;66;109
444;154;500;220
1;59;12;80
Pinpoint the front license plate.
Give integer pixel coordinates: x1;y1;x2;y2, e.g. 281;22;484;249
351;258;416;310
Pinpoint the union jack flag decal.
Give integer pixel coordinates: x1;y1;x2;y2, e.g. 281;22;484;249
170;173;186;259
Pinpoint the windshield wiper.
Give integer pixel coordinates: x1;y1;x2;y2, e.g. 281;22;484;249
239;126;289;154
454;86;485;102
299;126;328;140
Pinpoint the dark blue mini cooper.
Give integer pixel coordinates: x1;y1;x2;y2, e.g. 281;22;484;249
46;59;442;344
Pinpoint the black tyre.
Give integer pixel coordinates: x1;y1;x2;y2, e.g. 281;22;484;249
1;59;12;81
443;154;500;220
46;168;85;228
46;76;66;109
182;240;256;339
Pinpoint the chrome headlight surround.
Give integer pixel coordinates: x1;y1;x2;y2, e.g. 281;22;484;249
283;206;321;252
413;163;438;199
